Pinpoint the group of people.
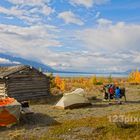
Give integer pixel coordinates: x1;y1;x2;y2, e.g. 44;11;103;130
103;84;126;102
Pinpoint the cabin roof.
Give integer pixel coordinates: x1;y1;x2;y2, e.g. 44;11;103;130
0;65;31;79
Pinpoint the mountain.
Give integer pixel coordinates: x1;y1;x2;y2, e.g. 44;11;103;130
0;53;57;72
0;53;135;74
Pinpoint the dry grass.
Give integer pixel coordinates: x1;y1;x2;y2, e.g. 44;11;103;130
42;111;140;140
8;111;140;140
0;78;140;140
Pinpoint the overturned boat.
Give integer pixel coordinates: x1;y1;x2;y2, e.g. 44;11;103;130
0;97;21;127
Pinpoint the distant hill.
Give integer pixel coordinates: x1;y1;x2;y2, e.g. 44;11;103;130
125;69;139;74
0;53;135;75
0;53;57;72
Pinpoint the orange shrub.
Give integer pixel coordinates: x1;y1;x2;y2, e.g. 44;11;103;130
54;75;66;91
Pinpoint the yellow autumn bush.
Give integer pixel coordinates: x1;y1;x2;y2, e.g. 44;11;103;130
128;69;140;84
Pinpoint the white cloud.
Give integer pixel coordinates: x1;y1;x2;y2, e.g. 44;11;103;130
7;0;44;6
131;52;140;64
0;24;61;62
0;58;20;64
134;56;140;63
70;0;110;8
42;5;54;16
0;6;25;17
75;19;140;52
0;4;139;73
70;0;93;8
96;18;112;26
0;20;139;72
0;58;11;64
65;19;140;71
0;1;54;25
95;11;101;18
58;11;84;25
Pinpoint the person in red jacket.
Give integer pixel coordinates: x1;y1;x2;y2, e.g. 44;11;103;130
109;84;115;99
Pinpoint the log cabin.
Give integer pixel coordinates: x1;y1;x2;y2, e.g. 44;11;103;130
0;65;50;101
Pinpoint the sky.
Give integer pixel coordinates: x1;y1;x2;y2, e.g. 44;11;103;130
0;0;140;72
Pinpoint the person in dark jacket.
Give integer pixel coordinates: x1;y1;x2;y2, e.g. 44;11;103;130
120;87;126;101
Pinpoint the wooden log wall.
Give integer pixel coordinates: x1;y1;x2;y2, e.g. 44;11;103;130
5;67;50;101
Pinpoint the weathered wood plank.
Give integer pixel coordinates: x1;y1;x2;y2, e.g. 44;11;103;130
7;80;49;83
7;85;48;89
0;84;5;86
8;92;49;96
9;95;50;101
8;77;48;81
7;82;49;86
8;75;48;79
8;93;50;100
0;87;6;90
7;90;49;94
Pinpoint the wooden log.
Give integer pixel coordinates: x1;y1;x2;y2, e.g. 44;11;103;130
8;79;49;83
10;93;50;98
7;89;49;94
7;85;49;88
8;79;49;82
0;83;5;87
8;75;47;79
9;92;49;96
0;91;6;94
7;85;48;90
7;80;49;84
7;82;49;86
0;89;5;92
11;77;49;81
7;89;49;93
8;85;49;88
8;93;50;100
7;83;49;87
7;85;49;89
0;87;6;90
8;92;49;96
10;96;50;101
9;74;48;78
8;94;49;99
9;76;49;81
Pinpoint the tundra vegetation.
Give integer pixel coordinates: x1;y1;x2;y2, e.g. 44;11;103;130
0;70;140;140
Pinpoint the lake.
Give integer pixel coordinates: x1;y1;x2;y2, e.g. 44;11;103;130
51;72;128;77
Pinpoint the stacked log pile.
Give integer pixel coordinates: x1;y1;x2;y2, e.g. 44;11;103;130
0;81;6;96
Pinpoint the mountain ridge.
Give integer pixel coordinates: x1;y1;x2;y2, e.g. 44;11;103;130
0;53;133;74
0;53;57;72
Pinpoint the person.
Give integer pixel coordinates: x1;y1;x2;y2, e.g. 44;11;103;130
109;84;115;99
115;87;121;103
120;87;126;101
103;84;110;100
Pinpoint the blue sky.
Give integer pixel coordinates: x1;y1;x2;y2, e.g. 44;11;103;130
0;0;140;72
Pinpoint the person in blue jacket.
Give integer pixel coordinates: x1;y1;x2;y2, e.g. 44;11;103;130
115;87;121;103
